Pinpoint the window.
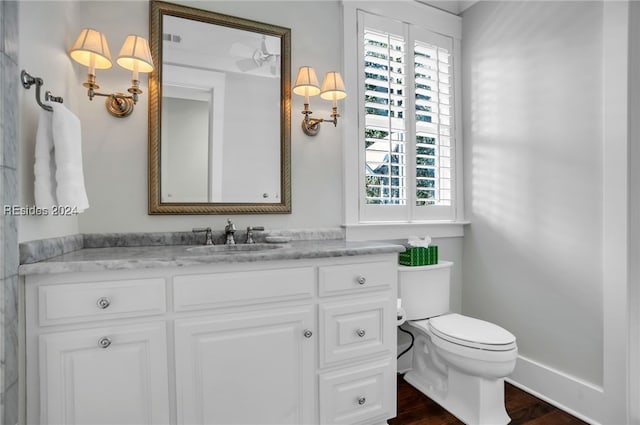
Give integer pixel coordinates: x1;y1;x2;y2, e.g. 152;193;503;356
363;27;408;206
346;6;461;225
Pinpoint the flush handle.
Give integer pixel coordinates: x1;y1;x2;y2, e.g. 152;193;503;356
97;297;111;309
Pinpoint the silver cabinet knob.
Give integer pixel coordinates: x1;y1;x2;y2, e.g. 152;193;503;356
97;297;111;309
98;337;112;349
356;328;366;338
357;396;366;405
303;329;313;338
356;276;366;285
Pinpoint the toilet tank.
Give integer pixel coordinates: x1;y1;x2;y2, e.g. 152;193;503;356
398;261;453;320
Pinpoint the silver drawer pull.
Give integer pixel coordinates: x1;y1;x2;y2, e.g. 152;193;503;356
97;297;111;309
98;337;112;349
303;329;313;338
356;328;366;338
356;276;366;285
357;396;366;405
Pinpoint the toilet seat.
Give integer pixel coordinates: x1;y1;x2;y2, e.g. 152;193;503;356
413;313;517;351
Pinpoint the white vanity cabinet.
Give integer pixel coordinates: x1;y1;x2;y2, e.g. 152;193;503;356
174;307;315;424
23;254;398;425
317;261;398;425
24;277;171;425
172;266;316;424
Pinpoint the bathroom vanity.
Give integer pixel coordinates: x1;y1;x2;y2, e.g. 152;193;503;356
19;239;402;425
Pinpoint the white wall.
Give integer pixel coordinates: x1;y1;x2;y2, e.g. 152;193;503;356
463;0;604;385
18;0;82;241
462;1;629;423
629;3;640;422
18;0;346;241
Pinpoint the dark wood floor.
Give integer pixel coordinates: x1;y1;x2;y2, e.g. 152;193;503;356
389;374;588;425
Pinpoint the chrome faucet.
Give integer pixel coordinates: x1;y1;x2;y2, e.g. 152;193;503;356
246;226;265;244
192;227;214;245
225;219;236;245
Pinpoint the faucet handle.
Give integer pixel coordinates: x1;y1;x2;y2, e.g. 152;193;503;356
225;219;236;232
192;227;211;233
245;226;265;244
192;227;214;245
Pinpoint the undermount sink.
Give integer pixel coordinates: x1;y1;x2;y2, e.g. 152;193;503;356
186;243;284;254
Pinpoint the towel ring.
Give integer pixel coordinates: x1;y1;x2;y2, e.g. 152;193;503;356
21;70;63;112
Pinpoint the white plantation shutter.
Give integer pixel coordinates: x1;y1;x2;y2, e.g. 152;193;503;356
359;11;455;221
413;30;453;212
364;27;407;206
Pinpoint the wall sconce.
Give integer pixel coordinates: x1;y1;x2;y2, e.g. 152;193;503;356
69;28;154;118
293;66;346;136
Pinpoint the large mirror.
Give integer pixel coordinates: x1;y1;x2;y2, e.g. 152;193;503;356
149;1;291;214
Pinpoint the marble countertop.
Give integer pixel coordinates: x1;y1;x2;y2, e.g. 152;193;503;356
18;239;405;275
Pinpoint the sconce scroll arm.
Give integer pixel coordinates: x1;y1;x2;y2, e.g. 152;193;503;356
87;89;138;104
301;103;340;136
81;73;142;118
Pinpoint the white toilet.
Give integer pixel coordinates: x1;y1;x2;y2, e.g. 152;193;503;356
398;261;518;425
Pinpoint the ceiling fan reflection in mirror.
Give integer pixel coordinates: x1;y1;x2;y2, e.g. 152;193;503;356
231;35;280;75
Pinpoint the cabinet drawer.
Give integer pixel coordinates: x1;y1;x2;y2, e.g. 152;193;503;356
173;267;314;312
38;278;166;326
319;261;395;296
319;297;394;366
319;359;396;425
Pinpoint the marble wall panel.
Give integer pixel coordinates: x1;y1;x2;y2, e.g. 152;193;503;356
2;167;18;275
2;1;17;61
1;1;19;423
1;55;18;170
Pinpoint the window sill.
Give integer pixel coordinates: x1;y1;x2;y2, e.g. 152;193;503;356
342;221;470;241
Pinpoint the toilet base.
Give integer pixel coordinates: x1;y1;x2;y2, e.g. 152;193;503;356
404;368;510;425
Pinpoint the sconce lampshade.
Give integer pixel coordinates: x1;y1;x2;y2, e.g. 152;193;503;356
293;66;321;97
320;71;346;101
116;35;154;74
69;28;113;70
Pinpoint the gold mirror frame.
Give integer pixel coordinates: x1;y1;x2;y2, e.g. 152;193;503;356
148;0;291;214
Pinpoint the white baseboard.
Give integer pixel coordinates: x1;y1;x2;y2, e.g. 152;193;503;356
508;355;604;425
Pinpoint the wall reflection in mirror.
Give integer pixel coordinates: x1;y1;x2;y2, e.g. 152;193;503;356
149;1;291;214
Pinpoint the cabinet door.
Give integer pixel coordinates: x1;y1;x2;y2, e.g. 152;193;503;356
39;322;170;425
175;306;315;425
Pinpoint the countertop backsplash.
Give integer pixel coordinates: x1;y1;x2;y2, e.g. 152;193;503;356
19;227;347;265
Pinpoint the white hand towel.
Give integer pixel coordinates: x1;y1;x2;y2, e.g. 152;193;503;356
50;103;89;212
33;103;89;213
34;108;57;208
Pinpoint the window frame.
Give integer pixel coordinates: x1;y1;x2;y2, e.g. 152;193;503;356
342;1;466;239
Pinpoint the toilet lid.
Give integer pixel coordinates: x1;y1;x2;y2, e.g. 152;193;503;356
428;313;517;351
